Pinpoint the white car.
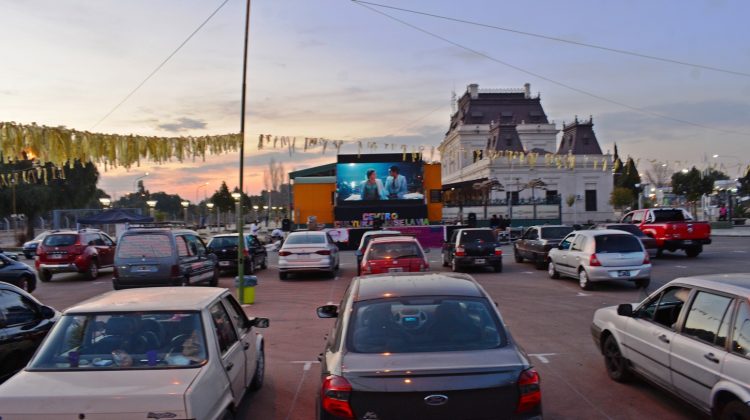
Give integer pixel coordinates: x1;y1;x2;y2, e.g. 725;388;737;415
547;229;651;290
277;231;340;280
0;287;269;420
592;274;750;419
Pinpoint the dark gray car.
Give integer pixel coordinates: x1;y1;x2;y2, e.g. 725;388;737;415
0;254;37;292
316;272;542;420
113;227;218;289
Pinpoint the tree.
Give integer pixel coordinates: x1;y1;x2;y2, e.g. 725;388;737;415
610;187;635;212
616;158;642;191
645;162;671;188
671;167;714;215
263;158;286;207
210;182;234;213
739;167;750;196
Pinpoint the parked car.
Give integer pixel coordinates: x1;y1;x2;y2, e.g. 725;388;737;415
207;233;268;275
620;207;711;257
113;226;218;290
0;287;268;419
316;272;542;419
0;248;19;261
23;231;53;259
593;223;657;254
591;273;750;419
513;225;574;269
0;253;37;292
442;228;503;273
0;281;59;382
278;231;340;280
548;229;651;290
35;229;117;282
355;230;401;275
360;236;429;275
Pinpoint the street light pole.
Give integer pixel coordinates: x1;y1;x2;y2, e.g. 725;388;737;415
146;200;158;220
11;178;17;243
181;200;190;224
133;172;149;193
195;182;208;203
206;202;215;231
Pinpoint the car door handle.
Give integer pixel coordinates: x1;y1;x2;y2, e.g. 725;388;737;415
225;362;234;372
704;353;720;363
658;334;670;344
243;342;250;350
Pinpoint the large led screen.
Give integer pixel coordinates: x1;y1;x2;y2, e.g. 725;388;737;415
336;161;424;205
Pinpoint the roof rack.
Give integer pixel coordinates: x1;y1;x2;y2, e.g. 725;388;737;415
127;221;188;230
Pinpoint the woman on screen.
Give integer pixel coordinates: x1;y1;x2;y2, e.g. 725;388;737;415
360;169;386;200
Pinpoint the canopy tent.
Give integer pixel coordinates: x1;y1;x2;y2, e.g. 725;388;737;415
77;209;153;225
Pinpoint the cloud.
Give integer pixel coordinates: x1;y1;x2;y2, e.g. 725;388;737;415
157;117;208;133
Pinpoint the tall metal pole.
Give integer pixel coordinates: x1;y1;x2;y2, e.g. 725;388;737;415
237;0;252;302
11;178;17;243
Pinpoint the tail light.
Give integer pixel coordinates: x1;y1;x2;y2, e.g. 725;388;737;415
516;368;541;413
494;247;503;256
316;250;331;256
589;254;602;267
278;251;291;256
321;375;354;419
455;246;465;257
643;253;650;264
170;264;180;278
72;240;84;255
362;263;372;275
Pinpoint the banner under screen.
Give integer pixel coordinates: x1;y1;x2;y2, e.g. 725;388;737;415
336;155;424;205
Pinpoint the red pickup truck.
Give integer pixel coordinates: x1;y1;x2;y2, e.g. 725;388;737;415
620;208;711;257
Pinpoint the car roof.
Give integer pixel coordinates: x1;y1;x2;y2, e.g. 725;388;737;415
210;233;251;238
457;228;492;231
288;230;327;236
669;274;750;297
362;230;400;237
354;273;484;301
535;225;573;229
572;229;634;237
123;228;196;235
368;236;419;244
65;287;228;313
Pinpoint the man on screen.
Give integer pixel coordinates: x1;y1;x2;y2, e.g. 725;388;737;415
360;169;387;200
384;166;408;199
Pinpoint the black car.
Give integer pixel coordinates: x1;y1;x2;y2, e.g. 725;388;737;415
592;223;658;254
207;233;268;274
0;281;59;382
513;225;575;269
316;273;541;420
442;228;503;272
0;254;37;293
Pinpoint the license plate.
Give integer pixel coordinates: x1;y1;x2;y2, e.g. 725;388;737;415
296;253;310;259
475;259;486;264
618;270;630;277
219;261;231;266
683;240;693;245
133;266;156;273
50;254;64;259
388;267;404;273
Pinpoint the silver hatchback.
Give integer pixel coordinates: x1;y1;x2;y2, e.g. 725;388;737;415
547;229;651;290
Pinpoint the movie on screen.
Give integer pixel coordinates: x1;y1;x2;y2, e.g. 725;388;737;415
335;154;425;205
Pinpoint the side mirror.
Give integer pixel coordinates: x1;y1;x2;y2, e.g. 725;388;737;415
40;305;56;320
248;317;269;328
423;248;430;254
317;304;339;319
617;304;634;317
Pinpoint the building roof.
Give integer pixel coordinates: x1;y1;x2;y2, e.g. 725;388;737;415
556;116;603;155
488;123;525;152
354;273;484;301
449;83;548;133
65;287;227;313
289;163;336;180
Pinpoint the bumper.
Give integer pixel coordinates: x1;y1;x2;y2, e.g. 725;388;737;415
586;265;651;282
113;276;183;288
279;256;333;272
661;238;711;249
454;255;502;267
38;263;82;274
591;323;603;351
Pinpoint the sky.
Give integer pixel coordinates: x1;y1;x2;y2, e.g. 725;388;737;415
2;0;749;200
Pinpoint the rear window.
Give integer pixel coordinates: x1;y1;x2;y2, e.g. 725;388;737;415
285;234;325;245
606;224;644;237
208;236;239;249
594;234;643;253
348;297;506;353
117;234;173;258
43;234;77;247
460;230;495;243
540;226;574;239
367;242;423;260
652;209;691;222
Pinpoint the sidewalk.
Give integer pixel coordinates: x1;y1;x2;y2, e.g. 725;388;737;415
712;226;750;237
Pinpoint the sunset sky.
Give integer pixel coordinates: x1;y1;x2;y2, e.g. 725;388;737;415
2;0;749;200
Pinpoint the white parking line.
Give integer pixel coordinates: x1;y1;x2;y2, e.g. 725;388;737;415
528;353;557;364
291;360;320;371
576;292;590;297
675;265;688;269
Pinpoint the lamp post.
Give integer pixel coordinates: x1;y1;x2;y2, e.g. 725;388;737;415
133;172;149;194
231;193;242;230
181;200;190;224
206;202;215;231
252;205;259;222
99;197;111;209
262;205;269;227
11;177;17;243
146;200;158;220
195;182;209;203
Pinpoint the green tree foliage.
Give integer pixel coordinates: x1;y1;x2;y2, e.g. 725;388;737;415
610;187;635;210
616;158;642;191
671;167;716;203
210;182;234;213
738;167;750;196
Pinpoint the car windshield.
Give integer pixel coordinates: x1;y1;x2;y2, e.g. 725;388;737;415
359;232;400;251
43;234;77;247
652;209;692;222
347;297;506;353
285;234;325;245
594;234;643;253
28;312;207;370
540;226;574;239
606;224;644;237
34;232;49;241
367;242;423;260
208;236;252;249
460;230;495;243
117;234;173;258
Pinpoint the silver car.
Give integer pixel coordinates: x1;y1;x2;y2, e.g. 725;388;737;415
547;229;651;290
277;231;339;280
591;274;750;419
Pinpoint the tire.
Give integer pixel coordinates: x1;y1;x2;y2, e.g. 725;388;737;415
181;276;190;287
249;346;265;391
603;335;631;382
548;261;560;279
17;275;34;293
246;260;255;275
220;408;235;420
260;256;267;269
86;260;99;280
24;253;33;260
534;256;546;270
635;278;650;289
494;263;503;273
451;258;461;273
719;399;750;420
579;269;592;290
685;246;702;258
514;248;524;263
442;252;449;267
655;248;664;258
209;268;219;287
39;269;52;283
279;271;288;280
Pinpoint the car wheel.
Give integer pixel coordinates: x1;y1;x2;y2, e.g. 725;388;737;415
86;260;100;280
579;269;593;290
442;252;449;267
17;275;33;292
494;263;502;273
603;335;631;382
534;255;546;270
209;268;219;287
548;261;559;279
279;272;288;280
655;248;664;258
719;399;750;420
24;253;33;260
514;248;524;263
685;246;702;258
451;258;461;273
181;276;190;286
247;260;255;275
635;278;650;289
260;256;268;269
249;346;265;391
220;407;235;420
39;269;52;283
